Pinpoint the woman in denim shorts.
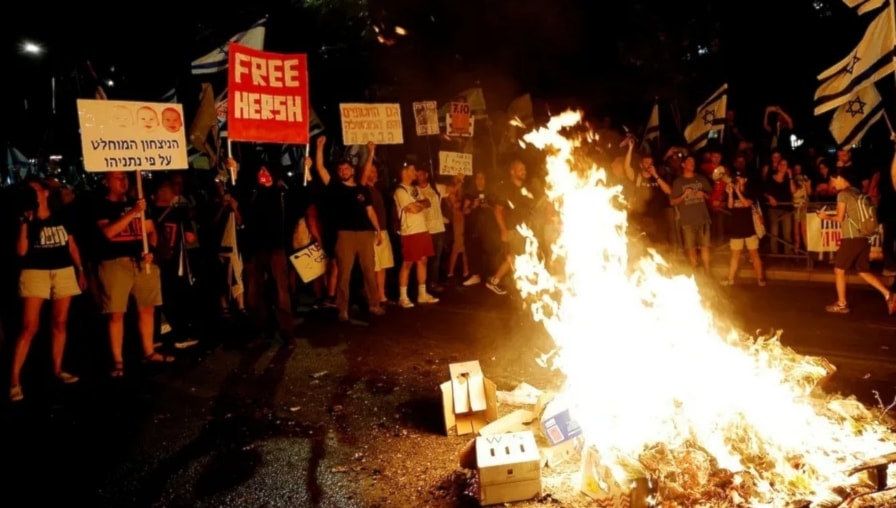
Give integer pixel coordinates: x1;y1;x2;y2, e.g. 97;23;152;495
9;179;88;402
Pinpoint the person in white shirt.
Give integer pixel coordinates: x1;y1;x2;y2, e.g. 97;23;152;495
415;166;447;293
393;162;440;308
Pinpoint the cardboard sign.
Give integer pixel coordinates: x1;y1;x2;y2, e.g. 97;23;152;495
413;101;439;136
339;103;404;145
77;99;189;172
438;151;473;175
446;101;474;137
289;243;327;282
228;43;310;144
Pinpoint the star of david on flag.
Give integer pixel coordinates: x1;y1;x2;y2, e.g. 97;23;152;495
829;84;884;147
684;83;727;150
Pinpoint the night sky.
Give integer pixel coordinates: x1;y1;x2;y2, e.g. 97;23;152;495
2;0;884;160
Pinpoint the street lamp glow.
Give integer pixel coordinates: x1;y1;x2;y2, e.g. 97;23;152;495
21;41;44;55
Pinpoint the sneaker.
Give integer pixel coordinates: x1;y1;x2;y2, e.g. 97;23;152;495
428;284;445;294
485;278;507;295
369;306;386;316
462;274;481;286
399;298;415;308
825;302;850;314
9;385;23;402
56;371;79;384
418;293;440;304
719;280;735;287
887;293;896;316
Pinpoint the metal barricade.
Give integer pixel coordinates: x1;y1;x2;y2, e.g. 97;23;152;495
711;202;822;270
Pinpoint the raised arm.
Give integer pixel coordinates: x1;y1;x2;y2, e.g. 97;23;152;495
622;139;636;182
361;142;376;184
315;135;331;186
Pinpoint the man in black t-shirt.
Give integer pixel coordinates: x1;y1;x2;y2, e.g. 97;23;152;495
314;136;385;321
94;171;171;377
484;159;535;296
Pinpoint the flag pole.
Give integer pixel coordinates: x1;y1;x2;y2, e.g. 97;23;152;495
890;0;896;92
884;110;895;135
135;171;150;274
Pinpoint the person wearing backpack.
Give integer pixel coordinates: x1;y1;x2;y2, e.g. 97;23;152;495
817;167;896;315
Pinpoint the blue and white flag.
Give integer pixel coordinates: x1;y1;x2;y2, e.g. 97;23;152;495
684;84;727;150
843;0;886;15
829;84;884;147
191;18;267;75
814;7;895;115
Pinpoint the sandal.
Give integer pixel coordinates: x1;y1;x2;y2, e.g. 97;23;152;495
110;362;124;378
143;352;175;364
55;371;80;384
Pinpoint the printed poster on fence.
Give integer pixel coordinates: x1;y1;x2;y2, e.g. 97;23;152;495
413;101;439;136
446;101;474;137
438;151;473;175
227;43;310;144
339;103;404;145
807;213;884;259
77;99;188;172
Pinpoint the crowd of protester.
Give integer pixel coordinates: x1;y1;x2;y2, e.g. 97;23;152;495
1;107;895;403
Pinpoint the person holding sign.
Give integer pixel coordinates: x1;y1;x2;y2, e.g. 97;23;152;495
94;171;172;378
314;136;386;322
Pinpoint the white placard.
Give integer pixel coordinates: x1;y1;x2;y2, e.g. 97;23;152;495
439;151;473;175
806;212;884;258
289;243;328;282
339;103;404;145
77;99;189;172
412;101;439;136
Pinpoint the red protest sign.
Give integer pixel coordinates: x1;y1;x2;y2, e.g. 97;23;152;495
227;43;310;144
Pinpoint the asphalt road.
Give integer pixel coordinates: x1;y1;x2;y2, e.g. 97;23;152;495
2;276;896;508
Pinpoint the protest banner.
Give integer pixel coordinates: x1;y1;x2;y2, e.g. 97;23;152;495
807;213;884;259
438;151;473;175
227;43;310;144
339;103;404;145
446;101;474;137
413;101;439;136
77;99;189;172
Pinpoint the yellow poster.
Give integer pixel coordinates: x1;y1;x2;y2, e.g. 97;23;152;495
77;99;189;172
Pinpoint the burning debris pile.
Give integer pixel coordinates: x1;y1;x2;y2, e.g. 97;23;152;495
505;111;896;507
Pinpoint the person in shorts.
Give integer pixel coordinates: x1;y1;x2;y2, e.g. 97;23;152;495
670;155;713;275
9;178;88;402
820;167;896;315
95;171;172;378
361;142;396;305
394;161;439;308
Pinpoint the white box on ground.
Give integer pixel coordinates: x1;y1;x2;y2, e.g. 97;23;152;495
475;431;542;505
440;360;498;435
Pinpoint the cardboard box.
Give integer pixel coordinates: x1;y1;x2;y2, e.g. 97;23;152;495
476;431;542;505
580;446;653;508
541;435;584;468
541;399;582;446
440;360;498;435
